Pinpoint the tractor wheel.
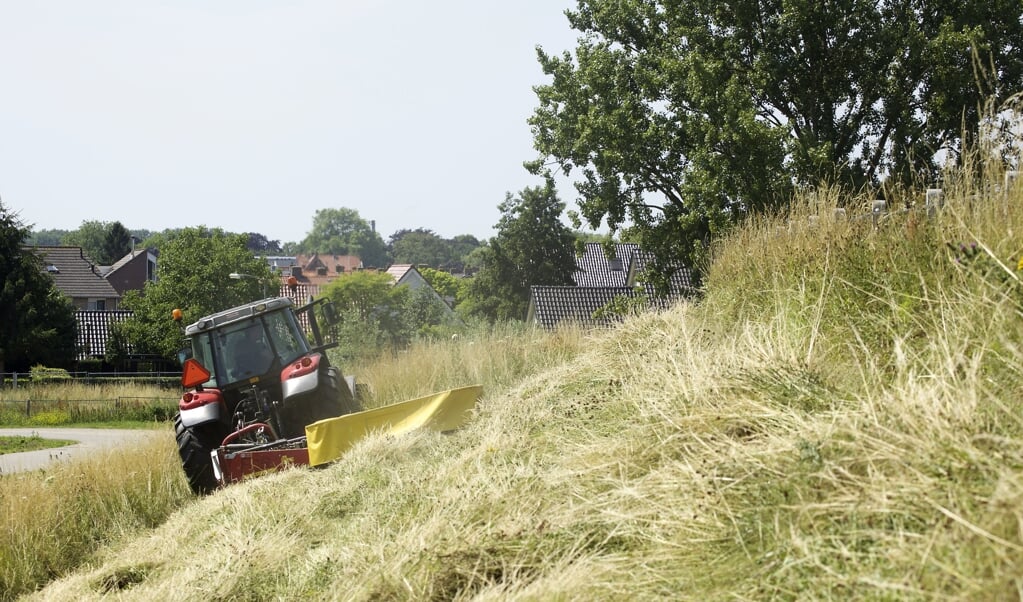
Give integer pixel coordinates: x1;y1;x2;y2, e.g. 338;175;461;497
331;366;362;415
174;414;222;495
277;367;362;436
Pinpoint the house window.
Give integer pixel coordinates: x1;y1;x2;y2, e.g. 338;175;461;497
95;299;106;311
147;259;156;281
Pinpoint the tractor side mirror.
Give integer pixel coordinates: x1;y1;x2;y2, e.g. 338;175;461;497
321;301;339;326
177;347;193;366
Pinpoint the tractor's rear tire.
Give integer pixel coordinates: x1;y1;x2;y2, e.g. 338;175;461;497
331;366;362;415
174;414;222;495
277;367;361;436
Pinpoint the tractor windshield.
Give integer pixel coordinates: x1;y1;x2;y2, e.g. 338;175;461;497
190;308;311;387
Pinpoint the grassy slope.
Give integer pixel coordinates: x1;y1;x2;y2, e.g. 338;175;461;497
27;173;1023;600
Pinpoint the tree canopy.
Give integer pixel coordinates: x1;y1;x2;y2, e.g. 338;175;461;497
0;202;77;372
112;227;275;362
62;220;112;264
102;221;133;264
300;208;389;268
465;179;577;322
245;232;282;254
386;229;483;271
529;0;1023;278
388;229;451;267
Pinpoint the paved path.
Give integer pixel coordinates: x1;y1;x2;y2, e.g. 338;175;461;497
0;428;163;475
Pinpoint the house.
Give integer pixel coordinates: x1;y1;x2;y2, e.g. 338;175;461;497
572;242;639;287
526;286;637;328
272;253;363;300
527;243;698;329
385;264;457;317
102;248;158;296
32;246;121;310
627;250;698;309
76;309;133;361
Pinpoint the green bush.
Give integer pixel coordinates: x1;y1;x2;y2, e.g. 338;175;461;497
29;365;71;382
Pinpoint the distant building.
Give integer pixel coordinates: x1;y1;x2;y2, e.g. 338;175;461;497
272;253;363;302
102;248;158;296
527;243;698;329
385;264;456;317
31;246;121;310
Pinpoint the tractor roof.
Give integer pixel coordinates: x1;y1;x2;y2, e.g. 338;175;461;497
184;297;294;336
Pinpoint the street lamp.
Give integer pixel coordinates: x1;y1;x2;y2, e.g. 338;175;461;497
229;272;267;298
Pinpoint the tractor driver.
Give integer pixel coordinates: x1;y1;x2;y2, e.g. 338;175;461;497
230;324;275;381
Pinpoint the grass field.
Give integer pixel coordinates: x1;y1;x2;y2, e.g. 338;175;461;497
9;161;1023;600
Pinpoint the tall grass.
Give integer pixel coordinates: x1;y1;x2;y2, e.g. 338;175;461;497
0;324;588;600
0;428;191;600
338;320;589;407
19;162;1023;600
0;382;178;426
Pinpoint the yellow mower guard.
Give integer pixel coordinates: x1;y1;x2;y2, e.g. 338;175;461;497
304;385;484;466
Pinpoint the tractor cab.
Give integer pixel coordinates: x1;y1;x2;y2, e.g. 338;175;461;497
185;299;311;389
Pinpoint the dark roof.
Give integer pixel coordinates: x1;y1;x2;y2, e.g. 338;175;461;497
105;249;141;274
573;243;640;287
31;246;121;300
627;251;699;307
76;310;133;359
528;286;637;329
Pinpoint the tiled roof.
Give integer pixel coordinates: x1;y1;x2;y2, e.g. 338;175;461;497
386;263;414;283
274;254;363;297
106;251;136;273
528;286;637;329
573;243;639;287
31;246;121;300
627;251;699;307
295;253;362;276
76;310;133;359
530;243;700;329
279;281;317;305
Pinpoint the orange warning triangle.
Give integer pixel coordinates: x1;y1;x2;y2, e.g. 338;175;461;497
181;358;212;388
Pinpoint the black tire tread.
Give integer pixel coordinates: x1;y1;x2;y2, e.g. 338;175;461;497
174;414;221;495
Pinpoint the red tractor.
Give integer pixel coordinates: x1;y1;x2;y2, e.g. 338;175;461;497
173;297;360;494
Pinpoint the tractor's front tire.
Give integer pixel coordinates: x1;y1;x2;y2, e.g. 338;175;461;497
174;414;222;495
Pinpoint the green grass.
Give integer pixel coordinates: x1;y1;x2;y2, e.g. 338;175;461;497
0;390;178;427
0;434;74;454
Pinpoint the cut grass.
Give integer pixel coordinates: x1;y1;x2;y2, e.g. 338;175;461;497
13;162;1023;600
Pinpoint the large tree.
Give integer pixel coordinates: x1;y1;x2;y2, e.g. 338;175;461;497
465;179;577;322
62;220;111;264
102;221;133;264
246;232;282;254
529;0;1023;281
320;270;412;359
112;227;275;362
299;208;389;268
0;202;78;373
388;229;452;267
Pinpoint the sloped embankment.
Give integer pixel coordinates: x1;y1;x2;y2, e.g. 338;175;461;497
29;182;1023;600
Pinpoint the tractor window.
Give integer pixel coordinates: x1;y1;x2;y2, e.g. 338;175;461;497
264;310;309;365
189;333;219;387
220;320;275;383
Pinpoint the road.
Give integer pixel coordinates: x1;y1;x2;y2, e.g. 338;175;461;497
0;428;164;475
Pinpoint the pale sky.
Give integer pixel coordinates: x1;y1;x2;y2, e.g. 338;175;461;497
1;1;581;245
